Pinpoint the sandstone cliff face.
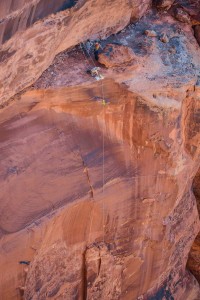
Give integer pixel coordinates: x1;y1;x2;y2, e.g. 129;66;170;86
0;0;151;106
0;0;76;45
0;1;200;300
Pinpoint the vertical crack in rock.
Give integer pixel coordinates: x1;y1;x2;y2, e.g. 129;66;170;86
81;157;94;200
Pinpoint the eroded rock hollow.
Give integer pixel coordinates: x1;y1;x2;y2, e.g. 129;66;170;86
0;1;200;300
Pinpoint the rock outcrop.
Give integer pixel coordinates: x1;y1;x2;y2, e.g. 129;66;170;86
98;44;136;68
0;2;200;300
0;0;77;45
0;0;151;106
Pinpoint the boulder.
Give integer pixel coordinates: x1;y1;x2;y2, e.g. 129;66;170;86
98;44;136;68
160;33;169;43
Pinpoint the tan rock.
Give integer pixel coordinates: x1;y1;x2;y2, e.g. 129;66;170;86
98;44;136;68
160;33;169;43
145;29;157;37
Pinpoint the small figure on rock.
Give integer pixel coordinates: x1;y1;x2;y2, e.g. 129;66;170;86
94;41;102;61
86;67;104;81
92;96;109;104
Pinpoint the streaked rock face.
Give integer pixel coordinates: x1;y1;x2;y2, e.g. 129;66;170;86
0;0;151;106
0;2;200;300
0;0;76;45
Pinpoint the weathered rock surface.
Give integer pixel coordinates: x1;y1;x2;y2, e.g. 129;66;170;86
0;9;200;300
153;0;175;10
98;44;136;68
0;0;151;106
0;0;76;45
174;7;191;23
174;0;200;25
163;0;200;25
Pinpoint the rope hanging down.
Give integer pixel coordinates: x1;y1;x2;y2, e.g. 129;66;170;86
81;40;106;273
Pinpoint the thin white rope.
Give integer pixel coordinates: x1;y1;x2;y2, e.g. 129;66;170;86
101;79;105;235
81;40;107;297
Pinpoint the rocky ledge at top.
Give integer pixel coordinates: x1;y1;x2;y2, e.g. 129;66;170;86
0;0;151;106
0;0;200;106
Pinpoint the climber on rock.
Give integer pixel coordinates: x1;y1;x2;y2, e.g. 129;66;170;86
94;41;102;61
86;67;104;81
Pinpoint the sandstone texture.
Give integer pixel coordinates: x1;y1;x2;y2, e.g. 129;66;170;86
0;0;151;106
0;0;77;45
0;1;200;300
98;44;136;68
154;0;175;10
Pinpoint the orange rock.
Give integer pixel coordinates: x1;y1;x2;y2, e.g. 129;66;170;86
0;4;200;300
98;44;136;68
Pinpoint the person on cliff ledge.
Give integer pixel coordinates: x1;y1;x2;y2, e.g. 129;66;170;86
94;41;102;61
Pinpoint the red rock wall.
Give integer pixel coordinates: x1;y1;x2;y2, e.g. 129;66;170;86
0;1;200;300
0;0;76;45
0;0;151;105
